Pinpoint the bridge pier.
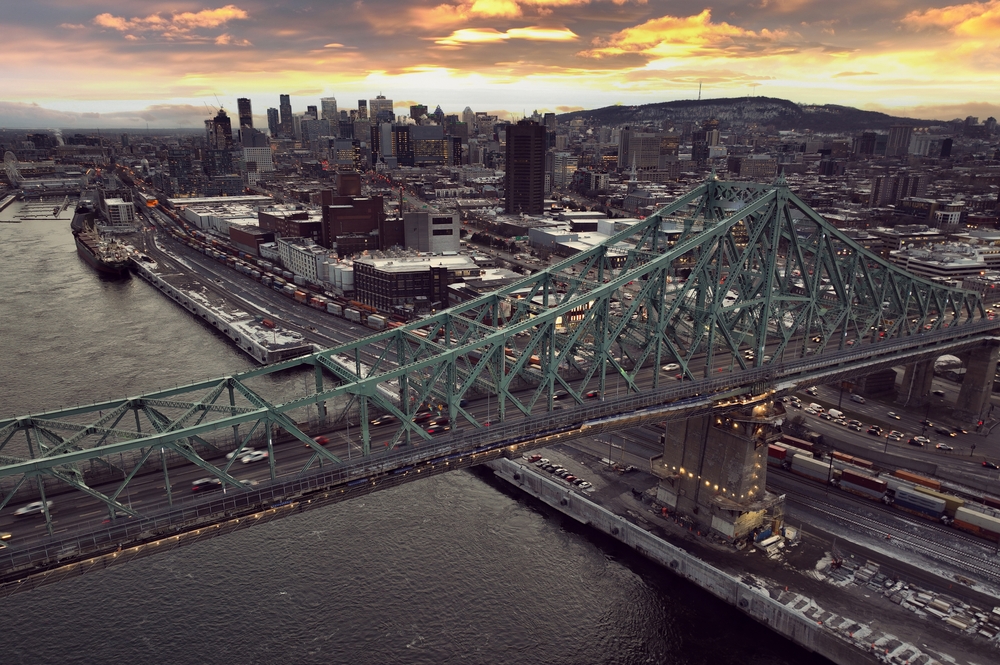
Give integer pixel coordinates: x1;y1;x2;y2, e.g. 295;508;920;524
901;359;935;407
652;400;783;543
955;340;1000;421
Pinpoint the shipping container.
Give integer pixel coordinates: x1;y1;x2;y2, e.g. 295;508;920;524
367;314;386;331
893;486;946;519
839;469;887;500
767;444;787;467
912;486;965;517
780;435;816;455
261;319;276;329
790;453;832;482
294;290;308;303
953;507;1000;540
344;308;362;323
282;284;296;295
892;470;941;491
327;302;343;317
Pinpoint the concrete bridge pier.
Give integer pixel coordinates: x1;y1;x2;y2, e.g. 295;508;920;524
955;340;1000;421
652;400;783;543
900;359;935;407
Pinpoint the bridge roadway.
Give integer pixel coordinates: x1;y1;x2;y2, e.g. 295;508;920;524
2;319;999;593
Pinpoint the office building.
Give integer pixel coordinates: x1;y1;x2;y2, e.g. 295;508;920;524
267;108;279;136
321;97;338;137
357;100;368;120
886;125;913;158
370;95;394;123
237;98;253;129
410;104;428;121
242;146;274;186
505;119;546;215
279;94;293;138
403;211;460;253
205;109;233;150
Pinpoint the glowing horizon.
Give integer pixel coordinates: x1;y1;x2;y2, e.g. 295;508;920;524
3;1;999;128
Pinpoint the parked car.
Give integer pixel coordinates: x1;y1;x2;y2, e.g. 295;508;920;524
578;481;592;489
14;500;53;516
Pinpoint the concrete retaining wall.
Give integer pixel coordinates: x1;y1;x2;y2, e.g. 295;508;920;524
490;459;878;665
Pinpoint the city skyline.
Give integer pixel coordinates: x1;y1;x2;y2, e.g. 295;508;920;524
3;1;1000;128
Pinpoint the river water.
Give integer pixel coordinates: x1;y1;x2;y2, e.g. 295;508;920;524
0;213;819;664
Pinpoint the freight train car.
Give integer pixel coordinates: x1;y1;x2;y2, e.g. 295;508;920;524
891;486;948;522
891;470;941;491
767;445;788;468
366;314;386;331
790;453;832;482
952;507;1000;541
912;486;965;517
839;469;887;500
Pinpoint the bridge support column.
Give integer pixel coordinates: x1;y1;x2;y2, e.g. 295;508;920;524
652;401;783;543
901;360;935;407
956;340;1000;421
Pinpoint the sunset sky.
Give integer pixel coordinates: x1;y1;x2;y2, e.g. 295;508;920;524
3;1;1000;128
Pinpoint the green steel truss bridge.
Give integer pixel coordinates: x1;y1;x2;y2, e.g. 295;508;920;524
2;176;998;589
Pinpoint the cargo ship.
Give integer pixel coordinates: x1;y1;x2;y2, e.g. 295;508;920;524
70;204;131;277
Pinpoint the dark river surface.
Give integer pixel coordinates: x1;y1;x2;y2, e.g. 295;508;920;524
0;214;817;664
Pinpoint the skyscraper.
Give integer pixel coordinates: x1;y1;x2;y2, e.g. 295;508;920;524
237;98;253;129
279;94;293;138
267;108;279;137
410;104;428;121
206;109;233;150
886;125;913;158
370;95;394;123
357;100;368;120
505;119;546;215
320;97;339;138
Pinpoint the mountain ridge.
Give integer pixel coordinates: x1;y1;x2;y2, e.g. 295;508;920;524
555;97;947;133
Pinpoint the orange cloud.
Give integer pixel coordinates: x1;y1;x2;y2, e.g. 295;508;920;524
408;0;643;30
215;33;252;46
93;5;248;35
581;9;787;60
902;1;1000;36
435;26;578;45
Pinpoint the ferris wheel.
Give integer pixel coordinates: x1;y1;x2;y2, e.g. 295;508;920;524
4;151;23;185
